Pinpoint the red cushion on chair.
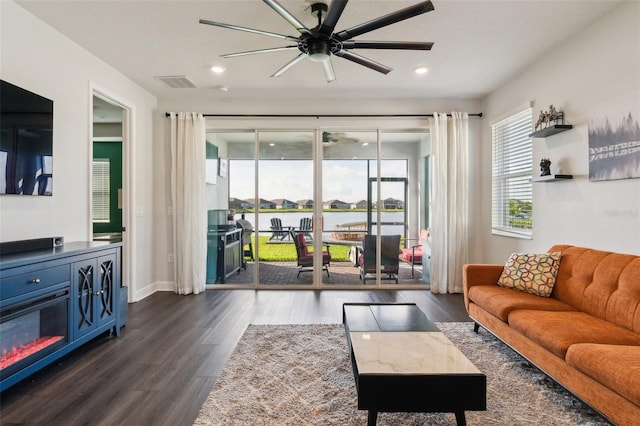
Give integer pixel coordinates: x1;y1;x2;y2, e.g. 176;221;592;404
295;233;310;256
400;248;422;264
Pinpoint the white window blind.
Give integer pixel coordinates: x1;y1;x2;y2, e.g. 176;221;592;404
491;108;533;238
92;159;110;223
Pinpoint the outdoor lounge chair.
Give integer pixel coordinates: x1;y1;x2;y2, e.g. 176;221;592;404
291;230;331;277
299;217;312;240
358;234;401;283
399;229;430;278
269;218;291;241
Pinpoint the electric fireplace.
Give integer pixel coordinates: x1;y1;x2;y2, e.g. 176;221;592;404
0;239;122;391
0;288;69;381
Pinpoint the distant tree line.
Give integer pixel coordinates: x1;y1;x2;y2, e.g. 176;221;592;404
509;198;532;230
589;112;640;148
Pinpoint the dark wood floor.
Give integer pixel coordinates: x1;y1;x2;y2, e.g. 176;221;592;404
0;290;469;425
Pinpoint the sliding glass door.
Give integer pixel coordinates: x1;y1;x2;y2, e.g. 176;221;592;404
257;131;314;286
321;131;376;285
206;127;430;289
206;130;255;286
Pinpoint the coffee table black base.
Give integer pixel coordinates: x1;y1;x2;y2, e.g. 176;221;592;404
368;409;466;426
368;410;377;426
344;303;486;426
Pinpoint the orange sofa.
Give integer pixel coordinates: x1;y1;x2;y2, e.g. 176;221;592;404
463;245;640;426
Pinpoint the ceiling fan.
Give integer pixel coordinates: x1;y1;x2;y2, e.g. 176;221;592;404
199;0;434;82
322;131;359;144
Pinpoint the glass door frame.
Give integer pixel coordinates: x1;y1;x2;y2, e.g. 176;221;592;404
206;123;429;290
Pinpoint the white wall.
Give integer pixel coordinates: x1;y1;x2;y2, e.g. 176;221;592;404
478;1;640;262
0;1;158;300
153;97;482;285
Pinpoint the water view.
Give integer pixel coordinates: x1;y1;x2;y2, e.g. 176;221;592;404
235;211;406;240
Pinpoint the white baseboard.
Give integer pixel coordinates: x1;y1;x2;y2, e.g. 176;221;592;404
132;281;174;302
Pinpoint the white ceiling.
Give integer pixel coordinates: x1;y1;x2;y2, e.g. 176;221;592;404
17;0;619;101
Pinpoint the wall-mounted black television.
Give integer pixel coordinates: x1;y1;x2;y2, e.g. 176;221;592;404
0;80;54;196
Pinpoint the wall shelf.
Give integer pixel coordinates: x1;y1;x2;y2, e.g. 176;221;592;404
529;124;573;138
532;174;573;182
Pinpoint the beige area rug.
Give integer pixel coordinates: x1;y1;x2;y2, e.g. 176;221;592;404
194;323;608;425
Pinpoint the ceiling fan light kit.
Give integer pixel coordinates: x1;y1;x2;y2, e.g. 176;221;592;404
199;0;435;82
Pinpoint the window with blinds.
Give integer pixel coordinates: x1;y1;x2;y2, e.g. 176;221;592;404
491;107;533;238
92;159;110;223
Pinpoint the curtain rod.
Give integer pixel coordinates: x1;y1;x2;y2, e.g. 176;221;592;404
164;112;483;118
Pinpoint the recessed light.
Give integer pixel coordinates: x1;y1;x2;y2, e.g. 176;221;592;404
211;65;226;74
216;85;229;92
269;143;275;146
414;66;428;75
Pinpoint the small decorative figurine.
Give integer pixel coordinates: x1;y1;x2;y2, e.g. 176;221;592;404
535;110;546;131
540;158;552;176
534;105;563;131
546;105;558;125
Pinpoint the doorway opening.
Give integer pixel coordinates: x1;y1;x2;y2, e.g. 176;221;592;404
89;89;133;298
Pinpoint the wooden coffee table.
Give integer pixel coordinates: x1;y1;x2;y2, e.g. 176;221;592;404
343;303;486;426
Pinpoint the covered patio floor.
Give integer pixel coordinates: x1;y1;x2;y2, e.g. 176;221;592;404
218;260;426;286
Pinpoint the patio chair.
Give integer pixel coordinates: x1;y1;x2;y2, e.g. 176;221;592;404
359;234;401;283
269;218;291;241
399;228;430;278
291;230;331;277
299;217;312;240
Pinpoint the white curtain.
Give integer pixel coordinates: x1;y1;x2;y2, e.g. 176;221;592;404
429;112;469;294
170;112;207;295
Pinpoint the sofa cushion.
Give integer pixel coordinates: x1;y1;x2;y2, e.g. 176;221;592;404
467;285;576;322
566;343;640;406
548;245;640;333
508;310;640;359
498;252;562;297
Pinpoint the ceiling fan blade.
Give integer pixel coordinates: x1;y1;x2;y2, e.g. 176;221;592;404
271;53;306;78
322;59;336;83
222;46;299;58
319;0;349;36
199;19;298;42
341;40;433;50
334;50;392;74
334;0;434;41
263;0;310;35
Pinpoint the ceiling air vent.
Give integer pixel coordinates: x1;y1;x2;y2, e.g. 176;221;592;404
154;75;197;89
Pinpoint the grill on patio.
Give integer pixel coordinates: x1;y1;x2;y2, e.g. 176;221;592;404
236;219;254;262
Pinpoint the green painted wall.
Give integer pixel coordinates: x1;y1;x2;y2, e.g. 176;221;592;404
93;141;122;234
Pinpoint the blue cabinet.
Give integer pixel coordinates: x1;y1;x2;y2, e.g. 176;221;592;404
0;241;122;391
72;252;118;340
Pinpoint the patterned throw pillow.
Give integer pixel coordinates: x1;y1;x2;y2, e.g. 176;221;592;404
497;252;562;297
